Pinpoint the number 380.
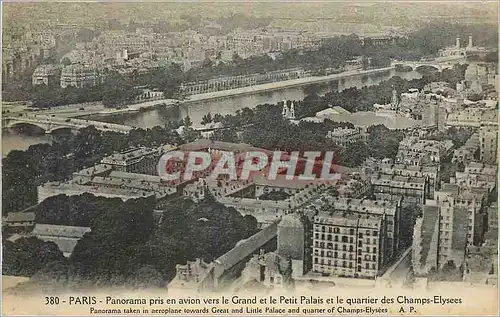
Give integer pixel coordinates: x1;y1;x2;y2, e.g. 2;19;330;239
45;297;60;305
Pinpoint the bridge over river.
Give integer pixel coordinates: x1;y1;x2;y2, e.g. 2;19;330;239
392;55;467;71
3;114;135;134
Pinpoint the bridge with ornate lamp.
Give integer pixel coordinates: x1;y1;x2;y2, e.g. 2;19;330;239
391;55;467;71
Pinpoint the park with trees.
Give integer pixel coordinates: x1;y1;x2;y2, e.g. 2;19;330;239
3;193;258;291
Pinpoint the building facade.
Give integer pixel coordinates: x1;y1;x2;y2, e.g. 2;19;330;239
326;127;363;146
101;147;163;175
60;64;104;88
312;212;384;279
412;201;469;276
277;214;312;277
371;174;429;204
479;125;498;165
32;64;60;86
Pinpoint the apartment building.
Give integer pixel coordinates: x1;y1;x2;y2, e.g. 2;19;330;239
396;137;453;165
60;64;104;88
32;64;61;86
479;125;498;165
304;194;401;272
435;184;487;246
377;163;439;195
452;132;480;165
451;162;497;191
312;211;384;279
371;174;429;204
412;201;468;275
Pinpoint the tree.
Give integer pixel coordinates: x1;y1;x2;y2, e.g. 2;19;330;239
101;72;138;108
129;265;165;289
32;260;70;283
154;63;184;98
202;57;213;68
457;161;465;172
210;128;238;143
77;28;96;42
213;113;224;123
468;93;483;102
70;197;156;280
73;126;103;162
182;127;201;143
201;113;213;125
2;150;39;214
399;203;420;248
340;141;370;167
183;116;193;127
2;237;65;277
366;125;404;160
232;52;243;64
61;57;72;66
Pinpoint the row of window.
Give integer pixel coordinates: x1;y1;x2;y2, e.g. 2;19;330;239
314;242;378;253
314;251;378;262
314;226;379;236
314;234;353;243
314;234;379;245
314;245;378;254
374;185;424;190
313;262;377;270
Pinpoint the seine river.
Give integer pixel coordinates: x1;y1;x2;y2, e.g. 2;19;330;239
2;69;421;156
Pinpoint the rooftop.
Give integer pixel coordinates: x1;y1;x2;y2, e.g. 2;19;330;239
378;163;438;175
465;162;497;176
316;107;351;117
312;110;420;130
253;174;314;189
304;194;398;218
278;213;305;229
33;64;60;75
32;224;91;238
180;139;273;155
5;212;36;223
73;164;113;177
315;210;381;228
108;170;163;183
81;176;176;195
215;221;278;272
371;173;427;187
327;127;361;137
61;64;100;74
101;147;162;165
452;207;469;251
42;181;159;199
420;205;439;266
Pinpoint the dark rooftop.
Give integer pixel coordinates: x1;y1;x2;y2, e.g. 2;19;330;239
452;207;469;251
215;221;278;272
420;205;439;266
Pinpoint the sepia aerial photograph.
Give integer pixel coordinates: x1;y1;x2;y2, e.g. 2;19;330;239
1;1;499;316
